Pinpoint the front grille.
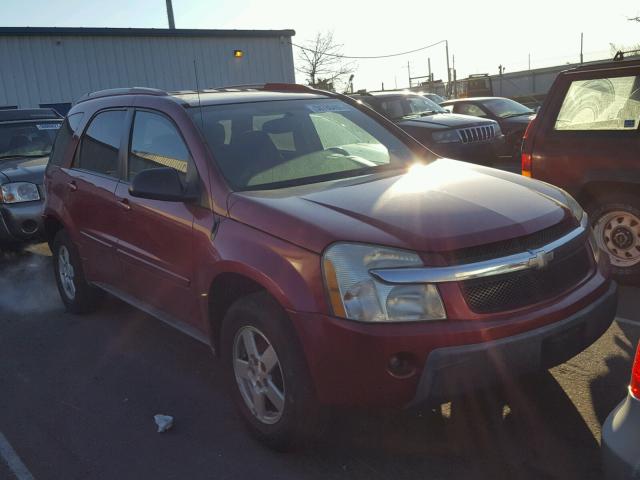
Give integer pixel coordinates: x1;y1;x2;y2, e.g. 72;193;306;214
460;244;592;314
458;124;496;144
444;217;577;266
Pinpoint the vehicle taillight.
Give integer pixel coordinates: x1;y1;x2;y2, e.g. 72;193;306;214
521;118;536;177
631;341;640;399
521;152;532;178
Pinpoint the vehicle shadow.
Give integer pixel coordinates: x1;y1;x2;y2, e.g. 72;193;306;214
299;373;603;480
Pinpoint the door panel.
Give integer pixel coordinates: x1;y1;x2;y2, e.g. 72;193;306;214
64;170;121;284
66;109;128;286
113;109;200;326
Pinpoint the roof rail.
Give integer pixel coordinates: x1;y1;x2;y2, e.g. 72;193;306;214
613;49;640;61
75;87;169;104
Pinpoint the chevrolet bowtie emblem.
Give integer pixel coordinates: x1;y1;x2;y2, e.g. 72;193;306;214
528;249;555;270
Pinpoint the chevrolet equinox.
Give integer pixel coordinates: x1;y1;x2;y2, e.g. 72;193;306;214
44;84;617;449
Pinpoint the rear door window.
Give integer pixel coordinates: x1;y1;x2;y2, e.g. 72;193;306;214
77;110;126;177
554;75;640;131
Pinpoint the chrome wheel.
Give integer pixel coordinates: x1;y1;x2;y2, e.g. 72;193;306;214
58;245;76;300
233;326;285;425
594;210;640;268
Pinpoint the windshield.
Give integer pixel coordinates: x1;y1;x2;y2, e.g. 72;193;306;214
374;95;447;120
189;98;424;190
0;121;62;159
482;98;533;118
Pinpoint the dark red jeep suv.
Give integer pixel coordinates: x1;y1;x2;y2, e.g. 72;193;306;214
44;84;616;449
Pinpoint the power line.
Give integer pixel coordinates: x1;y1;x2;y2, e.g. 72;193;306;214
289;39;447;60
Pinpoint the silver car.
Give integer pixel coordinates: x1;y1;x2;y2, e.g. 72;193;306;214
602;341;640;479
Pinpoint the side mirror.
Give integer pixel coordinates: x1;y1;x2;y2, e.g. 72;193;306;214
129;167;198;202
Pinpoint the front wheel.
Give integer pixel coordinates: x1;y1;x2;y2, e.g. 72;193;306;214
588;193;640;282
221;292;319;450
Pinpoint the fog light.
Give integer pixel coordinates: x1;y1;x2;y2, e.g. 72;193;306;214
387;352;417;378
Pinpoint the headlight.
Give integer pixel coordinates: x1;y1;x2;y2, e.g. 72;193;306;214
432;129;460;144
0;182;40;203
322;243;446;322
558;189;584;223
492;122;502;136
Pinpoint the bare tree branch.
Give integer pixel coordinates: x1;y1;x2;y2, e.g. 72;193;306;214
296;31;356;91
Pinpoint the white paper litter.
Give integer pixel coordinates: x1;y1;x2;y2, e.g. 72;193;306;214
154;414;174;433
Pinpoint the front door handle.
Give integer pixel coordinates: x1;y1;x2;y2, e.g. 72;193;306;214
67;181;77;192
117;198;131;211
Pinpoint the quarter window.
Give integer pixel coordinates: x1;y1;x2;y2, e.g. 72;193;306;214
554;75;640;131
128;111;192;182
77;110;125;177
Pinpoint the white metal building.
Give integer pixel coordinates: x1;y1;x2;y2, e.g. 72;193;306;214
0;27;296;114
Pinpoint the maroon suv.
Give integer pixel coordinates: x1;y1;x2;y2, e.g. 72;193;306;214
522;57;640;281
44;84;616;449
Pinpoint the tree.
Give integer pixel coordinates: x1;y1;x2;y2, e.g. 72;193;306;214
296;32;355;92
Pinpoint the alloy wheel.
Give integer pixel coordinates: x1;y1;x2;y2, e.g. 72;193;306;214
58;245;76;300
232;326;286;425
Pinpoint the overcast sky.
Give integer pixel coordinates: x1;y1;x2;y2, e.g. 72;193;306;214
2;0;639;91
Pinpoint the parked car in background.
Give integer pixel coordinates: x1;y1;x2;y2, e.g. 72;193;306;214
353;92;504;164
441;97;535;158
0;108;62;251
602;340;640;479
45;84;615;450
522;57;640;282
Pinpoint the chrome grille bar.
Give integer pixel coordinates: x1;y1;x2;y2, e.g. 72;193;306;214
369;216;589;284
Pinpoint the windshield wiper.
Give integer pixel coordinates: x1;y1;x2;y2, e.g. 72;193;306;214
503;112;533;118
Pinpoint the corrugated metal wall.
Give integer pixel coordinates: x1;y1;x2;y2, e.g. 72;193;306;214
0;34;295;108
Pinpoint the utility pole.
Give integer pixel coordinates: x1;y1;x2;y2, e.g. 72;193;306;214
166;0;176;29
407;61;411;89
528;53;531;70
498;64;505;96
445;40;451;97
428;57;432;83
452;54;457;98
580;32;584;64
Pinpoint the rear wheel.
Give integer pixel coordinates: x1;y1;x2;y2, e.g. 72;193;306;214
221;292;319;450
52;230;102;313
588;193;640;282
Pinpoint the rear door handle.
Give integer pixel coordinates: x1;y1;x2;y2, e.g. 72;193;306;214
117;198;131;211
67;181;77;192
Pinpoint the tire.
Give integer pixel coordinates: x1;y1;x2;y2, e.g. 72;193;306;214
52;230;102;313
220;292;319;451
587;193;640;283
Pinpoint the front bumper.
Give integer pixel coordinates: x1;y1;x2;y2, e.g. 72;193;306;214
0;199;45;245
290;280;617;408
602;393;640;480
411;281;617;405
432;135;505;163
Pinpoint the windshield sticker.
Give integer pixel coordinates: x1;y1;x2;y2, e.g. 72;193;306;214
307;102;352;113
36;123;61;130
623;119;636;128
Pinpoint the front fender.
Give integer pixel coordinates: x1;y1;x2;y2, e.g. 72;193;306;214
197;217;328;314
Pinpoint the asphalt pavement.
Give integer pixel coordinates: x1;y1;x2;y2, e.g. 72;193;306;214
1;245;638;480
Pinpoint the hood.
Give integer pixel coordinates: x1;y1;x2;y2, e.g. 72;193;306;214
228;159;571;255
397;113;496;130
0;157;48;183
